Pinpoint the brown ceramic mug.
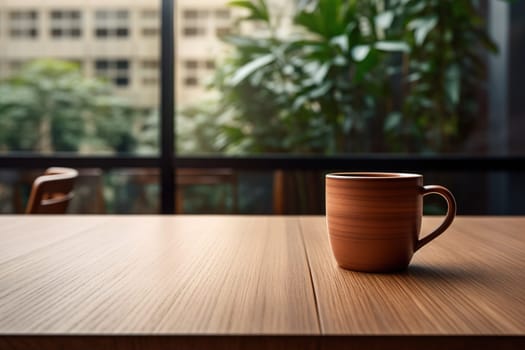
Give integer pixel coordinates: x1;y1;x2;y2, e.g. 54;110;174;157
325;172;456;272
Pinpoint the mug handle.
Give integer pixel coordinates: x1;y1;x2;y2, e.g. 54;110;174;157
415;185;457;251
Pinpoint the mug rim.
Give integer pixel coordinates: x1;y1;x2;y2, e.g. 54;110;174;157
326;172;422;179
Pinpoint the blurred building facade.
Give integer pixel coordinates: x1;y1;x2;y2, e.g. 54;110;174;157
0;0;294;109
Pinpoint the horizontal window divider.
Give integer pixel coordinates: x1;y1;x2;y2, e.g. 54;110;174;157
0;156;160;169
174;155;525;171
0;155;524;172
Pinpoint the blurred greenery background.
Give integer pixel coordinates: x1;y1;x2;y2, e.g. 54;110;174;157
0;0;510;214
178;0;497;155
0;0;498;156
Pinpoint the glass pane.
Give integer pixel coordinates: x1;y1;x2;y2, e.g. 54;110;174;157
0;1;160;155
175;168;239;214
172;169;525;215
0;168;160;214
175;0;524;156
1;168;522;214
509;0;525;155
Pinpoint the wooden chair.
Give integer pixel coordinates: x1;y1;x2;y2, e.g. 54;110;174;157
25;167;78;214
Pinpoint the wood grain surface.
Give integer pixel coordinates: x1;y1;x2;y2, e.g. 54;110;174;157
300;216;525;335
0;216;318;334
0;215;524;349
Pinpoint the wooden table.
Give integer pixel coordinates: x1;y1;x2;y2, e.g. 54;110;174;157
0;216;523;349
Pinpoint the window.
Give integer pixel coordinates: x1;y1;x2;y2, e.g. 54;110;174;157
183;27;204;37
181;59;216;88
0;1;161;160
0;1;160;157
0;1;523;216
50;10;82;38
184;77;198;87
9;61;26;72
142;10;158;19
95;59;130;87
183;9;201;19
214;9;231;37
142;28;159;36
95;10;129;38
142;60;158;70
141;9;159;37
205;60;215;70
141;60;158;86
142;77;158;86
8;11;38;38
182;59;199;87
184;60;198;69
180;8;232;38
181;9;207;37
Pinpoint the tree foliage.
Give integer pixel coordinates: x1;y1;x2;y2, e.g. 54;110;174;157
0;59;139;153
178;0;497;155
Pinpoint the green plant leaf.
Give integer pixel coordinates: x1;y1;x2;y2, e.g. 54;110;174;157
408;16;438;45
228;54;275;85
292;94;309;112
384;112;402;131
354;49;380;83
375;11;394;30
312;63;330;84
475;29;499;53
228;0;270;22
343;115;353;133
351;45;371;62
330;34;349;53
374;41;410;52
446;64;461;106
308;81;332;99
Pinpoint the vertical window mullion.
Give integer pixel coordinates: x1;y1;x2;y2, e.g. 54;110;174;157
160;0;175;214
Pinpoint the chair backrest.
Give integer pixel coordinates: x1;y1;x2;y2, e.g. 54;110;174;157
25;167;79;214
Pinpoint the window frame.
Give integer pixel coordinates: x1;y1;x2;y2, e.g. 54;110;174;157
8;10;39;39
94;59;131;87
94;9;129;39
49;10;82;39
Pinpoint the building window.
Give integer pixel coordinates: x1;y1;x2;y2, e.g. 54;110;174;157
142;60;158;70
184;77;198;86
183;59;198;87
181;7;232;38
215;27;231;37
181;59;216;88
142;77;158;86
205;60;215;70
183;9;199;19
141;9;159;37
181;9;207;37
9;60;26;73
183;59;215;71
142;28;159;36
95;10;129;38
142;10;158;19
141;60;159;86
184;60;198;70
50;10;82;38
8;11;38;38
95;59;130;87
214;9;231;37
183;27;205;37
